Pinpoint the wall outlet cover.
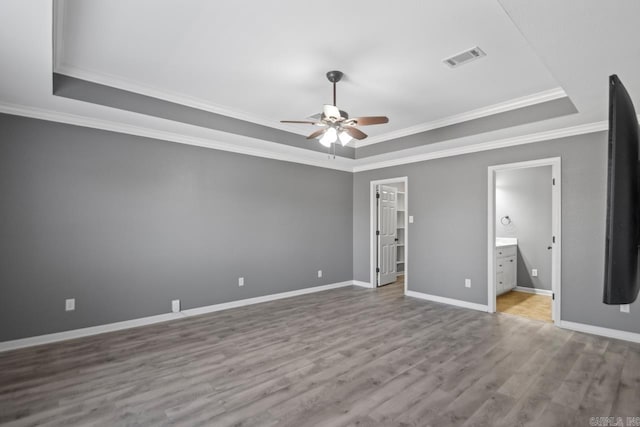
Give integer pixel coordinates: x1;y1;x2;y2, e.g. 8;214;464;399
65;298;75;312
532;269;538;277
620;304;630;313
318;270;322;278
171;299;180;313
238;277;244;287
409;216;414;224
465;279;471;288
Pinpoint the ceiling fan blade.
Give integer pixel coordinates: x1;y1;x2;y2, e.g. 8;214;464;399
351;116;389;126
343;126;368;140
323;104;341;120
306;128;327;140
280;120;321;125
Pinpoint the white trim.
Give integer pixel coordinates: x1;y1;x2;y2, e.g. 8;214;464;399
369;177;409;292
354;87;567;147
514;286;553;296
0;102;353;172
405;290;489;312
559;320;640;344
0;280;354;352
352;280;374;289
2;102;625;174
353;121;606;173
0;313;184;353
53;64;310;138
487;157;562;326
181;281;353;317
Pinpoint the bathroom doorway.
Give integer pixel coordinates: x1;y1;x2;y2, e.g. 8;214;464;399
487;158;561;324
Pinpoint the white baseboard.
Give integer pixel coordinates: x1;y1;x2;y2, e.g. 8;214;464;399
352;280;374;289
515;286;553;296
405;290;488;312
559;320;640;344
182;281;353;316
0;280;354;353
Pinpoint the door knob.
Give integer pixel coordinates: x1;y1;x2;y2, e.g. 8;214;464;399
547;246;552;250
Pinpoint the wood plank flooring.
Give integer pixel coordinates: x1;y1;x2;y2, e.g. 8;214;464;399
1;282;639;426
497;290;552;322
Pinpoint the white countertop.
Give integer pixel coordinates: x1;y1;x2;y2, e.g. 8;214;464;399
496;237;518;247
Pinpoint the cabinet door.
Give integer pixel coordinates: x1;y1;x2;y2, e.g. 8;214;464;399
503;256;516;290
496;271;505;295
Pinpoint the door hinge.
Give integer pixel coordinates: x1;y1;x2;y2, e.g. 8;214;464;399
376;230;380;236
376;192;380;199
376;267;380;273
552;293;555;301
552;236;556;243
552;178;556;185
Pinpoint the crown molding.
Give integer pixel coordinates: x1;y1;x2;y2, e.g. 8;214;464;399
53;64;312;138
352;120;608;172
354;87;568;148
0;102;353;172
3;101;630;174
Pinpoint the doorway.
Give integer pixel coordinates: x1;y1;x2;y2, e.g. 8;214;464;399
487;158;561;324
370;177;408;292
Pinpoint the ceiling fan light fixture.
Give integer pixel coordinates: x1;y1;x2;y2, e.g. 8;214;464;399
319;127;337;147
338;130;353;146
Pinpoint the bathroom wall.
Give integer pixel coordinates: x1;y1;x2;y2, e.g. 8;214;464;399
496;166;552;290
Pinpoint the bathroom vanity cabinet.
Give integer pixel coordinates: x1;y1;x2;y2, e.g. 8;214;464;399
496;244;517;295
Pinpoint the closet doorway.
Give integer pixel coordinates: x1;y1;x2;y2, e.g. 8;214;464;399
487;158;561;324
369;177;408;292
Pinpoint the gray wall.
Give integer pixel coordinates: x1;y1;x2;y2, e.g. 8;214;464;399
354;132;640;334
0;114;353;341
496;166;552;290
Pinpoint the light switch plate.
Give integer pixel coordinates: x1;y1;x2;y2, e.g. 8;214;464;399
409;216;414;223
532;269;538;277
620;304;630;313
465;279;471;288
238;277;244;287
65;298;75;312
317;270;322;278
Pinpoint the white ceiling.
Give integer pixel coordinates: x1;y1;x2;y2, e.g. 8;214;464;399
1;0;639;172
55;0;561;141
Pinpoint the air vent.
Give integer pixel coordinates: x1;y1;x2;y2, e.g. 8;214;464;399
443;47;486;68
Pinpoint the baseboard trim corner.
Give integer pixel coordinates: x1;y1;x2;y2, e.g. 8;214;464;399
405;290;488;312
559;320;640;344
352;280;374;289
0;280;354;353
515;286;553;296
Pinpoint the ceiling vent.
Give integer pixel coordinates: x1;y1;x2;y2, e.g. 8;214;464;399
443;47;486;68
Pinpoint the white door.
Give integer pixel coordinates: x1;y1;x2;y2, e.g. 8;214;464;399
377;185;398;286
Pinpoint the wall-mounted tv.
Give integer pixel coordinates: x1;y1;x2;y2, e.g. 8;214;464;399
603;74;640;305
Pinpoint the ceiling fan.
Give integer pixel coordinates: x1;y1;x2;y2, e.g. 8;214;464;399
281;70;389;150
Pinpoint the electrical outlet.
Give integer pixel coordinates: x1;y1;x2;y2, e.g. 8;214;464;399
465;279;471;288
238;277;244;287
65;298;75;312
532;269;538;277
171;299;180;313
620;304;630;313
318;270;322;278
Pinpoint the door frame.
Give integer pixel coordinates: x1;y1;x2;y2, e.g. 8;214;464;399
487;157;562;324
370;177;408;293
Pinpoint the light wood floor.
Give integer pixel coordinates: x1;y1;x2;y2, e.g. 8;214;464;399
1;283;639;426
497;290;553;322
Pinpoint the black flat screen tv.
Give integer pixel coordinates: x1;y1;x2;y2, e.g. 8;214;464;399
603;74;640;304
